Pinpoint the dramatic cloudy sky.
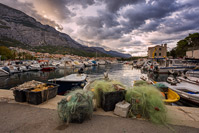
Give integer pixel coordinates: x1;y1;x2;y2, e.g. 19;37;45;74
1;0;199;56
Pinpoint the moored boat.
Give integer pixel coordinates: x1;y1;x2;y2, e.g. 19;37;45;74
0;66;10;77
153;59;195;74
41;66;55;71
152;80;180;103
48;74;87;95
140;75;180;103
156;81;199;106
177;76;199;85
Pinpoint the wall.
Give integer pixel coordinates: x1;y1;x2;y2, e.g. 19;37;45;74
148;44;167;58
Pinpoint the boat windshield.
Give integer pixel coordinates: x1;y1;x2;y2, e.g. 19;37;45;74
174;60;183;64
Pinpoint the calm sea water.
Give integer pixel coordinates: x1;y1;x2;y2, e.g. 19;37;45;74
0;64;144;89
0;63;197;107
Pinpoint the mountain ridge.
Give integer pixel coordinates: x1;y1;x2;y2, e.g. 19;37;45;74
0;3;131;58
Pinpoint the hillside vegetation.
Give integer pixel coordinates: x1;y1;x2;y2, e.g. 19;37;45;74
168;33;199;58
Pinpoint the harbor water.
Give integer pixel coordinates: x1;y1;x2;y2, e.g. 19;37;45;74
0;63;197;107
0;64;142;89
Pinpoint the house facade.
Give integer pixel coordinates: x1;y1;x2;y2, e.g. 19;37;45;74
186;49;199;59
148;44;167;58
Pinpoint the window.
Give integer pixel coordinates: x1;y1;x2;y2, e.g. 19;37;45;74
159;53;161;56
159;48;161;50
154;53;157;56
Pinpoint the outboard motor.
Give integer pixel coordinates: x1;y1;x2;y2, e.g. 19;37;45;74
167;77;177;85
78;67;84;74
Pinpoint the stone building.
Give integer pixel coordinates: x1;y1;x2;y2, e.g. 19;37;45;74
186;49;199;59
148;44;167;58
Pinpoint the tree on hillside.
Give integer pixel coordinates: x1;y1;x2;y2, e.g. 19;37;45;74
168;33;199;58
0;46;13;60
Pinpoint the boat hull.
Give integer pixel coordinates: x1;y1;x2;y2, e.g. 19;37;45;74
0;70;9;77
55;81;86;95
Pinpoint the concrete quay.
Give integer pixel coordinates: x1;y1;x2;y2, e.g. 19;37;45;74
0;89;199;132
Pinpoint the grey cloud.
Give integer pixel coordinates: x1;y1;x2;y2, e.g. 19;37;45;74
77;39;102;47
98;0;145;13
0;0;63;30
121;0;180;32
139;19;162;32
76;10;119;28
120;37;132;43
77;0;182;40
163;8;199;34
76;16;103;28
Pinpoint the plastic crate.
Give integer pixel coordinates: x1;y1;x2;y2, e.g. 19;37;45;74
101;90;126;111
26;83;59;105
13;89;26;102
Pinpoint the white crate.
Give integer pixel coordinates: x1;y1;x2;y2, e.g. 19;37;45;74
114;101;130;117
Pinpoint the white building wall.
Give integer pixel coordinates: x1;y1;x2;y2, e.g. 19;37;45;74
186;51;193;58
193;50;199;59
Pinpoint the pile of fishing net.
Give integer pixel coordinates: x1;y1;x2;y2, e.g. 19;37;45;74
88;79;125;107
125;85;167;124
133;80;150;86
153;83;168;92
57;89;93;123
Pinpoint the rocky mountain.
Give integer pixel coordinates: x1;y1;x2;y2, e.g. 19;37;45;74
0;3;131;58
92;47;131;58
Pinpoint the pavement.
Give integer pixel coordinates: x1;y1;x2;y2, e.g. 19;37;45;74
1;89;199;133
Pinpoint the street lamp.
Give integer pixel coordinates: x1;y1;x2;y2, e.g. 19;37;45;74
187;38;193;58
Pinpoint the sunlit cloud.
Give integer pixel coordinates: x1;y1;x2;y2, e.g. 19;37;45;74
1;0;199;56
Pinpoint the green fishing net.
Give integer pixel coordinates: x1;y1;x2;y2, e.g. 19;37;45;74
57;89;93;123
125;85;167;124
133;80;150;86
153;83;168;92
88;79;125;107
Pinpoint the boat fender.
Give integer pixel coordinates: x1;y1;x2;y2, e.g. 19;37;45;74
81;83;85;87
176;78;181;83
169;69;174;74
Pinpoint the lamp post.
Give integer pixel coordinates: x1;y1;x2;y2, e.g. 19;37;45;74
187;38;193;58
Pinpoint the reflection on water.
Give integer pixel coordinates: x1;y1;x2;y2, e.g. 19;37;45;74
0;64;143;89
0;64;196;107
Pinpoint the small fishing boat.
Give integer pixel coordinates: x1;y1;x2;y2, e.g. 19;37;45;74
48;74;87;95
153;59;195;74
97;60;106;65
186;69;199;77
0;66;10;77
41;66;55;71
29;64;41;71
177;76;199;85
84;60;93;67
156;81;199;106
152;80;180;103
91;60;97;66
140;75;180;103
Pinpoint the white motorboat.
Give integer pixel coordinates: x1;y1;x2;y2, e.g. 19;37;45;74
153;59;195;74
0;66;10;77
72;60;84;68
29;64;41;71
158;80;199;106
83;60;93;67
59;61;73;69
48;74;87;95
19;65;29;72
186;69;199;78
8;65;21;74
97;60;106;65
177;76;199;85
